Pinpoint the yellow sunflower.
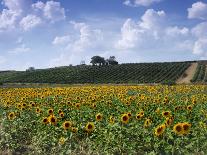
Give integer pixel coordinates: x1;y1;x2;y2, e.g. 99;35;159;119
49;115;57;125
121;113;129;124
109;116;115;124
85;122;95;133
62;121;72;130
96;113;103;122
42;117;49;125
182;122;191;135
48;108;54;115
162;111;171;118
71;127;78;133
144;118;152;128
154;124;166;137
173;123;183;135
8;112;15;120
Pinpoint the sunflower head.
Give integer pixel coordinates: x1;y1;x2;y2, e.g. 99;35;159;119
165;117;173;127
121;113;129;124
162;111;171;118
71;127;78;133
144;118;152;128
96;113;103;122
42;117;49;124
182;122;191;135
127;112;132;117
48;109;54;115
63;121;72;130
85;122;95;133
173;123;183;135
136;113;142;120
109;116;115;124
155;124;166;137
59;112;64;118
187;105;193;111
49;115;57;125
8;112;15;120
76;103;81;109
36;107;41;113
59;137;66;145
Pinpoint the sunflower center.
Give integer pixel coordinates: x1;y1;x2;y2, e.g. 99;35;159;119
88;124;93;129
176;125;182;132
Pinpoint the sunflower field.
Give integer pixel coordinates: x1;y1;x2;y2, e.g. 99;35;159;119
0;85;207;154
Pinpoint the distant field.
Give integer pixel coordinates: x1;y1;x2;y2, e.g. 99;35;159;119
0;61;195;84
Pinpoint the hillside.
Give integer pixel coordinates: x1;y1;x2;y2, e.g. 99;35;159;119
0;61;199;84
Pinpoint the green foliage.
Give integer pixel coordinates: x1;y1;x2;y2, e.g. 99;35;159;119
0;62;191;84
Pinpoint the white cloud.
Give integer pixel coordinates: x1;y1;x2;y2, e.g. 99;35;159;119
50;21;103;66
165;26;189;37
188;1;207;20
191;22;207;57
2;0;28;11
191;22;207;38
52;35;70;45
32;1;65;23
0;9;21;31
123;0;163;7
20;14;42;31
0;56;6;64
8;44;31;54
116;9;166;49
193;38;207;56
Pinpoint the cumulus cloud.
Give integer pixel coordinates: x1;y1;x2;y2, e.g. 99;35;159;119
123;0;163;7
52;35;71;45
32;1;65;23
165;26;189;37
193;38;207;56
20;14;42;31
0;0;66;32
188;1;207;20
50;21;103;66
116;9;166;50
191;22;207;57
8;44;31;54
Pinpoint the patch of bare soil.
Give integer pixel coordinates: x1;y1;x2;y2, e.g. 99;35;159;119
176;63;198;84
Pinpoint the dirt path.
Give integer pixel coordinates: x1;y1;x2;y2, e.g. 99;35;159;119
176;63;198;84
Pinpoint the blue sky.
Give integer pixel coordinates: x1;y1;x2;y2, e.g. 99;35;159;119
0;0;207;70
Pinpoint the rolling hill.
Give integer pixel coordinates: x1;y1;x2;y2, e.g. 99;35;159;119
2;60;207;85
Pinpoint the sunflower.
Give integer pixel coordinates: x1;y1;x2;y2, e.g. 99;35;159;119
109;116;115;124
187;105;193;111
42;117;49;125
182;122;191;135
136;113;142;120
49;115;57;125
154;124;166;137
96;113;103;122
8;112;15;120
76;103;81;109
121;113;129;124
85;122;95;133
36;107;41;113
59;137;66;145
144;118;152;128
127;112;132;117
71;127;78;133
62;121;72;130
173;123;183;135
59;112;64;118
58;109;63;114
162;111;171;118
48;108;54;115
165;117;173;127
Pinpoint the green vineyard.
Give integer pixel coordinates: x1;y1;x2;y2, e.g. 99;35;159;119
191;63;207;83
0;61;193;84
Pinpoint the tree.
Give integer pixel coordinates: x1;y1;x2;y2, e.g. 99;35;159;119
90;56;105;66
26;67;35;72
106;56;118;65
